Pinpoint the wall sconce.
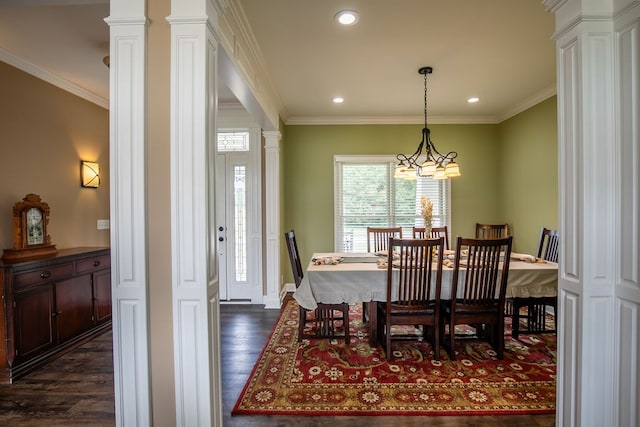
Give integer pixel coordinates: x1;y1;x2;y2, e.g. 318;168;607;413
81;161;100;188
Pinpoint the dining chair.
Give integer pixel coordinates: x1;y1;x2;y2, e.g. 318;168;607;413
475;223;509;239
284;230;350;344
510;227;558;339
412;226;450;250
441;236;513;360
377;236;444;361
366;227;402;253
364;227;403;323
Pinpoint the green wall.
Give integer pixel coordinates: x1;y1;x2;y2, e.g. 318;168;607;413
499;97;558;254
280;98;558;284
283;123;501;276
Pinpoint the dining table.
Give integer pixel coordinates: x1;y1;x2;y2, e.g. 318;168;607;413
293;251;559;346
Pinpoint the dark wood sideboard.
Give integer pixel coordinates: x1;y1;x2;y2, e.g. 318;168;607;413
0;247;112;383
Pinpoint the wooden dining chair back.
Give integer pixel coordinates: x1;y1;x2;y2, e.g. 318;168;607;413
537;227;559;263
284;230;350;344
442;236;513;360
377;237;444;361
510;227;558;339
367;227;402;253
284;230;304;288
475;223;509;239
412;226;449;250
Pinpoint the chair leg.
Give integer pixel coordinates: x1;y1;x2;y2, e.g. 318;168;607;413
385;320;392;361
432;323;440;361
512;301;521;339
496;320;505;360
298;307;306;342
440;320;446;359
449;321;456;361
342;303;350;344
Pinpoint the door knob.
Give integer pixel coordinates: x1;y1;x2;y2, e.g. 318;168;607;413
219;237;224;242
218;226;224;231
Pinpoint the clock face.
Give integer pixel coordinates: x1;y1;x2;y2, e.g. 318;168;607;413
26;207;44;246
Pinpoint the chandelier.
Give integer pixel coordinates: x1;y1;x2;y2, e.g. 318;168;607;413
394;67;461;180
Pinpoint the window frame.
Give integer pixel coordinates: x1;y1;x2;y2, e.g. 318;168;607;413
333;155;451;252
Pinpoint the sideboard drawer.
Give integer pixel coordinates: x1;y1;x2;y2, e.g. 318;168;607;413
14;263;74;289
75;254;110;274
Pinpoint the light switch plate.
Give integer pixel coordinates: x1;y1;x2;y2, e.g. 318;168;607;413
97;219;110;230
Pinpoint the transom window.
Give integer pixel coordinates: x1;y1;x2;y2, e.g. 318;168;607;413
334;155;451;252
217;131;250;152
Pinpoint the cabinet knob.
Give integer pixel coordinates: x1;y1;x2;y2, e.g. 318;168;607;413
40;271;51;279
93;260;101;267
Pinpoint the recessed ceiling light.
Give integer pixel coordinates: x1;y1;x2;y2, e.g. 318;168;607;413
333;96;344;104
335;10;359;25
467;97;479;103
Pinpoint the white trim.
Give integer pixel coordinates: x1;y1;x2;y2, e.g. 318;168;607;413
263;130;282;309
168;5;221;425
284;86;557;126
285;114;498;126
554;1;640;426
104;4;151;425
0;47;109;109
214;122;263;304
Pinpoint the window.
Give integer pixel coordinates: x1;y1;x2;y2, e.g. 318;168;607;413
217;131;250;152
334;155;451;252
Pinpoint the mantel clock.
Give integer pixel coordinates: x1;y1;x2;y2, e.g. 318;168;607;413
2;193;57;261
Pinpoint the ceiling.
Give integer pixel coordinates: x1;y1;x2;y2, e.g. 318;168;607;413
0;0;557;124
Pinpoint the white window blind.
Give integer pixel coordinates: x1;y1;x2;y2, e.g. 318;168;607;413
334;155;451;252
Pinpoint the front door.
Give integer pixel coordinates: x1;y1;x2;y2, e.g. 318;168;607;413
215;130;261;302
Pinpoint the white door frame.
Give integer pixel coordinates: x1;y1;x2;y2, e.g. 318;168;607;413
216;117;263;304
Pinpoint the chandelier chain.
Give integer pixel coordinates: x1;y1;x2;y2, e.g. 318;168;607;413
424;72;428;129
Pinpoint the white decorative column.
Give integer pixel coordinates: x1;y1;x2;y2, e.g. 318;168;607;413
104;0;151;425
547;0;640;426
168;0;225;425
263;130;282;309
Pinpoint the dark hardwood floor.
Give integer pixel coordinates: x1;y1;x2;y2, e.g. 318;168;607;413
0;330;115;426
0;298;557;426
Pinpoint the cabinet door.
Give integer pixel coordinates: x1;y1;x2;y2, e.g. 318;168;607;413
93;269;112;323
55;275;94;343
14;285;55;360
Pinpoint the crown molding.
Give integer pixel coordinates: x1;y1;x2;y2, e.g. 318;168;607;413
285;85;558;126
0;47;109;110
217;0;283;129
496;84;557;122
285;114;500;126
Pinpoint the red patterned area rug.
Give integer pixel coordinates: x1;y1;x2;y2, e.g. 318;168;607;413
232;300;556;416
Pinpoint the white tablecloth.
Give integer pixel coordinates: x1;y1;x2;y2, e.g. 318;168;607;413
293;252;558;310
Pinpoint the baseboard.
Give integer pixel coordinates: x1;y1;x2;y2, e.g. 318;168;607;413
280;283;296;303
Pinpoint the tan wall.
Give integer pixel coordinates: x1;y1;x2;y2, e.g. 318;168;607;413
147;0;176;425
0;61;110;252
